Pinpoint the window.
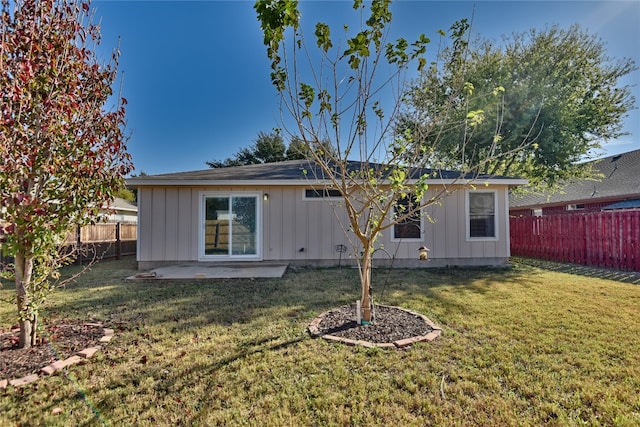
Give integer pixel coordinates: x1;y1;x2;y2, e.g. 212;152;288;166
304;188;342;199
200;193;260;259
393;195;422;240
566;204;585;211
467;191;497;239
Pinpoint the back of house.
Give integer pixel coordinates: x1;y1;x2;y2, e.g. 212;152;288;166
127;160;526;270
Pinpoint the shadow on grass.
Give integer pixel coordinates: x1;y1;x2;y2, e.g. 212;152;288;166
512;256;640;285
44;262;364;335
372;263;528;314
40;258;538;333
3;257;638;426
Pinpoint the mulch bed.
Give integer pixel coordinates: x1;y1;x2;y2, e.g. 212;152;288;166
0;321;104;380
313;304;435;344
1;306;436;379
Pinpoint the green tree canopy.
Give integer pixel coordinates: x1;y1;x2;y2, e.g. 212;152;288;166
400;24;637;190
207;131;332;167
285;136;309;160
207;131;286;168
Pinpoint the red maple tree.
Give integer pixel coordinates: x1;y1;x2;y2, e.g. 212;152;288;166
0;0;133;348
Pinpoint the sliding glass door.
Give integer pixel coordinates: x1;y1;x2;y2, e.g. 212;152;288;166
201;193;260;259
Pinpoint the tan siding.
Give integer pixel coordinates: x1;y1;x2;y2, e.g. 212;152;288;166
150;188;166;260
503;187;512;257
262;188;272;260
332;205;350;260
137;188;153;261
164;188;179;260
497;188;509;257
446;191;462;258
280;188;296;259
264;187;283;260
307;194;322;259
178;188;194;260
430;192;449;259
270;187;281;258
423;203;438;256
294;189;308;258
135;183;513;265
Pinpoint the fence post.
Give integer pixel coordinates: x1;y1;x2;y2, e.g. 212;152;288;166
76;224;82;265
116;222;122;260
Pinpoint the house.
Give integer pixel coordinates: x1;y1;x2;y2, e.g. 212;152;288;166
126;160;527;270
106;197;138;223
510;149;640;217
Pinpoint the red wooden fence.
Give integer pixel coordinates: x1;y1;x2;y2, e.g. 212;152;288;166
510;211;640;272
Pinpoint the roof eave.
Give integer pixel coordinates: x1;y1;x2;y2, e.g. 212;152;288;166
511;192;640;210
127;178;529;187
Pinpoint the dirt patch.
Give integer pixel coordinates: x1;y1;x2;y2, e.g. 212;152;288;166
0;321;104;380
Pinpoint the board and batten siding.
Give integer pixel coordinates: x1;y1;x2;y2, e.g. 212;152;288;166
137;184;511;268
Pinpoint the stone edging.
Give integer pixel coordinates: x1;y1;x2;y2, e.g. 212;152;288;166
308;304;442;349
0;323;114;389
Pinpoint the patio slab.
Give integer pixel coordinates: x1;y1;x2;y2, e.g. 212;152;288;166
127;263;288;280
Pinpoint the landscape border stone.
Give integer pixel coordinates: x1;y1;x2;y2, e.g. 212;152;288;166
308;304;442;349
0;323;113;389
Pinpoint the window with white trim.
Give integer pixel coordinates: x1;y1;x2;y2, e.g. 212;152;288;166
392;195;422;240
467;191;497;239
200;192;261;259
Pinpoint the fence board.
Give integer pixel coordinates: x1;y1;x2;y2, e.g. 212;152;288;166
2;222;137;267
510;211;640;272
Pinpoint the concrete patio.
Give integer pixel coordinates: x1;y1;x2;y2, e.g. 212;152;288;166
127;262;288;280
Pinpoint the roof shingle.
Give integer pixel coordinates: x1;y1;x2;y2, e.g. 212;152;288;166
128;159;526;186
510;149;640;208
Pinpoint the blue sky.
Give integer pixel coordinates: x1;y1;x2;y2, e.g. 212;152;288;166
92;0;640;175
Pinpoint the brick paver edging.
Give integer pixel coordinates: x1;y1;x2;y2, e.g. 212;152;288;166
0;323;114;389
308;305;442;349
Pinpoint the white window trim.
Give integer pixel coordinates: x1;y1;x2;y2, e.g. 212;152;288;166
198;191;262;261
302;187;343;201
466;189;499;241
391;196;424;242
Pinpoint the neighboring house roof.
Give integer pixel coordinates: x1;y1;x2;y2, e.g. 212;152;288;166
110;197;138;213
127;159;527;187
602;199;640;210
510;149;640;209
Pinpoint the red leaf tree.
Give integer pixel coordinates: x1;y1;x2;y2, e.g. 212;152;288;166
0;0;133;348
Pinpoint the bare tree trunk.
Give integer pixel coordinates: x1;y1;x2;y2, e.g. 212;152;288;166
360;249;374;323
14;253;36;349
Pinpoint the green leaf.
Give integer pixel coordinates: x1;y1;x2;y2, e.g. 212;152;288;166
315;22;332;52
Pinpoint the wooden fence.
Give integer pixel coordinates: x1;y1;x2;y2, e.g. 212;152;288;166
510;211;640;272
66;222;137;263
1;222;137;267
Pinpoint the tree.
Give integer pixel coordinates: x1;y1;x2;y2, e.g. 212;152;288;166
401;24;637;190
207;130;286;168
0;0;133;348
254;0;515;323
117;187;136;202
285;136;309;160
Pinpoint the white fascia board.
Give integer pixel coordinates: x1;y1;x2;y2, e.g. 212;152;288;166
126;178;528;187
127;179;324;187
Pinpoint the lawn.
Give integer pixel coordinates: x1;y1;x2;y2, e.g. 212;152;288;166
1;257;639;426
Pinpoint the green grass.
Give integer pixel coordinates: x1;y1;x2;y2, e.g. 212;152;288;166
1;257;639;426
